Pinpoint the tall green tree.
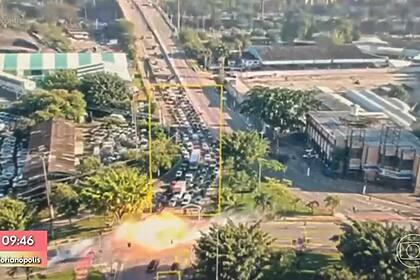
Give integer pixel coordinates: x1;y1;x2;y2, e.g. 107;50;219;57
79;72;131;110
42;70;81;91
222;131;268;170
0;198;37;230
337;222;420;280
13;89;86;125
80;167;152;224
315;265;359;280
77;155;102;174
194;220;275;280
214;43;230;82
152;132;180;176
324;195;340;215
254;191;273;214
222;131;285;172
241;87;320;134
51;183;80;224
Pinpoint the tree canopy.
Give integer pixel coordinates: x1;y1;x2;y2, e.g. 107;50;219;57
76;155;102;174
42;70;81;91
79;72;131;110
80;167;152;224
13;89;86;125
315;265;359;280
194;220;275;280
152;132;180;175
222;131;269;170
241;87;320;134
337;221;420;280
324;195;341;214
51;183;80;224
0;198;37;230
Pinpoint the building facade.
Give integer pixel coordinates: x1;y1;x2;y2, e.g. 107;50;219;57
306;109;420;192
0;52;131;81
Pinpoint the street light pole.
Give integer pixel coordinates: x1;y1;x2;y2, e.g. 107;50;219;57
39;153;55;238
177;0;180;30
258;159;262;190
215;227;219;280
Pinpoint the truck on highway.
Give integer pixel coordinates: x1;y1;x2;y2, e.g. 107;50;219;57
189;149;201;170
171;180;186;196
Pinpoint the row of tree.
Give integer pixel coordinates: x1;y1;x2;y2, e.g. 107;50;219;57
194;220;420;280
12;71;132;128
0;166;152;230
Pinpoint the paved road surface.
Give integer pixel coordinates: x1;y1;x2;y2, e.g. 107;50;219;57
133;0;249;134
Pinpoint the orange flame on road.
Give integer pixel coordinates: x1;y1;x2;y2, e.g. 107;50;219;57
114;212;201;252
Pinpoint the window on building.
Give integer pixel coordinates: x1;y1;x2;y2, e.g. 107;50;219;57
381;155;399;170
400;159;414;171
349;148;363;159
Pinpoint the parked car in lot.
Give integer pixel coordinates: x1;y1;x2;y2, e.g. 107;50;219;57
175;170;183;179
169;194;181;207
192;195;204;205
185;172;194;182
181;193;192;206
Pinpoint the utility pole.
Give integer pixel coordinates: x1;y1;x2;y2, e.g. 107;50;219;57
215;227;219;280
132;92;139;149
177;0;180;31
39;153;55;239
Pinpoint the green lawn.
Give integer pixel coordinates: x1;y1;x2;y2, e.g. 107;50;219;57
52;215;108;241
235;182;312;216
283;251;342;280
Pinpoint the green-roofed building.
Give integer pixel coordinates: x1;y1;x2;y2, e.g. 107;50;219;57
0;52;131;81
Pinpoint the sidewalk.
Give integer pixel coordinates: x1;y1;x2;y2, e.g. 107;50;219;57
369;192;420;212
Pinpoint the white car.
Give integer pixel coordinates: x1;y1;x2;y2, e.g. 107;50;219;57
169;195;181;207
186;142;193;150
175;170;183;179
181;194;192;206
202;143;209;151
204;154;211;162
185;172;194;182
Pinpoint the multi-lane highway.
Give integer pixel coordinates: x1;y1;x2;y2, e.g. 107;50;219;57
130;0;249;134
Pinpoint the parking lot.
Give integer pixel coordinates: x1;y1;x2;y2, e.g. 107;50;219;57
0;112;27;197
86;116;149;164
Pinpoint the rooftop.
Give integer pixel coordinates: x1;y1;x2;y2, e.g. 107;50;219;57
24;119;76;179
0;52;128;71
248;44;380;63
381;37;420;50
308;111;420;152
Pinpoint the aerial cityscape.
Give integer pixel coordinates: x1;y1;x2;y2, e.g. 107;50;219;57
0;0;419;279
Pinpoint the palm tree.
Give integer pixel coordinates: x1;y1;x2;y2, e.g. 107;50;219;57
254;191;272;214
201;48;212;70
214;43;230;82
306;200;319;214
324;195;341;215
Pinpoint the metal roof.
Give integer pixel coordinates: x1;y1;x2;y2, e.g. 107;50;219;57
24;119;76;179
0;52;128;71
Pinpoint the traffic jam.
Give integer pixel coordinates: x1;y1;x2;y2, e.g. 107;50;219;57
154;87;220;214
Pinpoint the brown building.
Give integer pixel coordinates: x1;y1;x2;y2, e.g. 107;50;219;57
19;119;77;200
306;109;420;192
